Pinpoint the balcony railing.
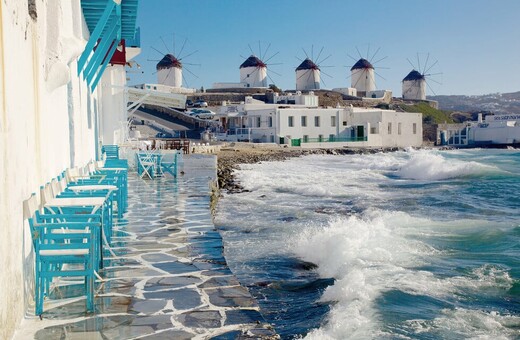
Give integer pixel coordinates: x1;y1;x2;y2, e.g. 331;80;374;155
300;136;368;143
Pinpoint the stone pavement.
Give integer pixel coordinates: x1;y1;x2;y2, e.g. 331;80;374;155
13;155;277;339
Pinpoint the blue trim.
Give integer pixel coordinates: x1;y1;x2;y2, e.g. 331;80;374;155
83;16;119;82
90;39;119;91
77;1;116;76
78;0;139;90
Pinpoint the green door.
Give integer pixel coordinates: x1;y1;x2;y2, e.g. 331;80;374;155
357;126;364;139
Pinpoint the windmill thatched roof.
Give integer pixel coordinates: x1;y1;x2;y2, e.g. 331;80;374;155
296;58;319;71
156;54;182;70
240;55;266;68
350;58;374;71
403;70;425;81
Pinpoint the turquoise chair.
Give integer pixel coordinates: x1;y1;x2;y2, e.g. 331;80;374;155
23;194;100;317
160;151;178;177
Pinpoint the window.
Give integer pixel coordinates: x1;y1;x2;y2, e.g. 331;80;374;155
331;116;336;127
288;116;294;127
398;122;402;135
318;134;323;142
270;135;275;143
388;122;392;134
303;135;309;142
413;123;417;134
329;134;335;141
301;116;307;127
256;117;261;128
268;116;273;128
343;121;347;126
314;116;320;127
370;127;377;134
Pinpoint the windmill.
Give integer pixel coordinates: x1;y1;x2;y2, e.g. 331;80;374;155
148;34;199;88
347;45;388;97
239;42;281;88
402;53;442;100
295;46;333;91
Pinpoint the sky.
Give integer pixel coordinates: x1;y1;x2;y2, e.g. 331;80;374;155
129;0;520;96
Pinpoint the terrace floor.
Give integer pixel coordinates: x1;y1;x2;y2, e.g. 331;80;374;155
13;155;277;339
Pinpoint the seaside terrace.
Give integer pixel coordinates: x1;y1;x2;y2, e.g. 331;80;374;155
1;1;275;339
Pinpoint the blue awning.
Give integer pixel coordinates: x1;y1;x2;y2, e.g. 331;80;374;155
78;0;140;90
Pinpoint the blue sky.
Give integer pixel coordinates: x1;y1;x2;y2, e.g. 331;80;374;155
129;0;520;96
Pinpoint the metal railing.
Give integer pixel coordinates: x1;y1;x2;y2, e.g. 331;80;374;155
299;136;368;143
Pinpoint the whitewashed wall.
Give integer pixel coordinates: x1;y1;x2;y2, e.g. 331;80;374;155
100;65;127;145
351;68;376;94
240;66;267;88
157;67;182;88
0;1;121;338
402;79;426;100
296;69;320;91
347;109;423;147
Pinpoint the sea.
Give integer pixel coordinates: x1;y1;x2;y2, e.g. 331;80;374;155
213;148;520;339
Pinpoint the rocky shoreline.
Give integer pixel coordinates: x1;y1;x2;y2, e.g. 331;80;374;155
216;145;404;193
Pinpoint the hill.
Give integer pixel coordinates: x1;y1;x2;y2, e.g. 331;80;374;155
429;91;520;115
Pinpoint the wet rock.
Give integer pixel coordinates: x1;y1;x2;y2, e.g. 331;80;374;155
224;309;264;326
207;287;258;308
177;310;222;328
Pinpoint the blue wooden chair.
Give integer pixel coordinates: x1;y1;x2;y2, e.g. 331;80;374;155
101;144;119;159
23;194;100;317
160;151;178;177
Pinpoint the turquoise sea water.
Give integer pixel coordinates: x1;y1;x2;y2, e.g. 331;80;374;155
214;149;520;339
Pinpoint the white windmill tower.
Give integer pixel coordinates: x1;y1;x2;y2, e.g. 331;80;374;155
295;46;333;91
238;42;281;88
347;46;388;97
350;58;376;97
402;70;426;100
296;58;320;90
240;55;267;88
148;35;199;89
402;54;442;100
156;54;182;87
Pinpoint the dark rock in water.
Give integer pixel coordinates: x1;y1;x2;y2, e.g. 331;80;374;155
259;195;267;198
278;216;297;222
294;260;318;271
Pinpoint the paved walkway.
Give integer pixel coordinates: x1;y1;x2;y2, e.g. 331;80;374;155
14;156;277;339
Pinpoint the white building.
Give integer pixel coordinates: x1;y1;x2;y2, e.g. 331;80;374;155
212;55;269;90
439;113;520;146
156;54;183;88
296;58;320;90
215;94;422;148
239;55;267;88
402;70;426;100
350;58;376;97
0;1;140;338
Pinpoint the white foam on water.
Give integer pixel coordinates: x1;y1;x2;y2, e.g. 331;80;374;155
406;308;520;339
292;211;515;339
215;149;519;338
396;149;498;181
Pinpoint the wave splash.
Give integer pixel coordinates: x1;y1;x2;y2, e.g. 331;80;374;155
293;211;516;339
397;150;497;181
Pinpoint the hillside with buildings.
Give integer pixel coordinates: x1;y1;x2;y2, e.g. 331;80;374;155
430;91;520;116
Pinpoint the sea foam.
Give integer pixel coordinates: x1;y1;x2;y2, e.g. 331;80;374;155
293;211;515;339
397;150;496;180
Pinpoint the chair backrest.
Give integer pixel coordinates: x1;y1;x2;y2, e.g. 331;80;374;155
50;178;62;197
40;183;54;206
23;193;38;221
102;145;119;159
160;151;177;164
